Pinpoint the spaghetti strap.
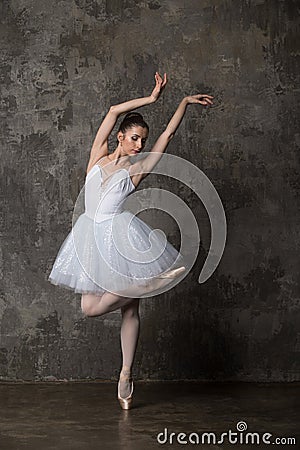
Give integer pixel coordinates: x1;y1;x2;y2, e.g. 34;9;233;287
95;156;111;172
96;155;108;165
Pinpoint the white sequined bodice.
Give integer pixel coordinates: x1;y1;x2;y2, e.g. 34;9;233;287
84;164;135;223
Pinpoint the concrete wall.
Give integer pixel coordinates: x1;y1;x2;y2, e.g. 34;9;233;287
1;0;299;381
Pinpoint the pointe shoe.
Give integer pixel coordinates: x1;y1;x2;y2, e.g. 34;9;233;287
118;378;134;410
156;266;186;279
140;266;186;293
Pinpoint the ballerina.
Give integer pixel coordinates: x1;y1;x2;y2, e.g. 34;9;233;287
48;71;214;409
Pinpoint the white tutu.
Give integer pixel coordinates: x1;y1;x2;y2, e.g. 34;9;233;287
48;160;186;297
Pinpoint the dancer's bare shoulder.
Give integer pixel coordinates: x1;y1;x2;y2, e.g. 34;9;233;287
86;155;109;175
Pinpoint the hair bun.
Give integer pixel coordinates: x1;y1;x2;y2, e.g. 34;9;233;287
124;112;144;120
118;111;149;135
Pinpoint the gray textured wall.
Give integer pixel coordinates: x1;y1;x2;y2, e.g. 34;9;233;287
1;0;299;382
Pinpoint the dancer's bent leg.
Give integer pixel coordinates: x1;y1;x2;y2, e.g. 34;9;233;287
119;299;140;398
81;291;135;317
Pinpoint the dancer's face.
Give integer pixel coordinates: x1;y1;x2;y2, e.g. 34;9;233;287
119;126;149;156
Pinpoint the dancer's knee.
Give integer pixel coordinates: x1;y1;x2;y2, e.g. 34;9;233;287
81;294;99;317
81;301;94;317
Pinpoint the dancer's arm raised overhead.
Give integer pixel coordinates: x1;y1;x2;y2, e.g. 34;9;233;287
86;72;166;172
135;91;214;178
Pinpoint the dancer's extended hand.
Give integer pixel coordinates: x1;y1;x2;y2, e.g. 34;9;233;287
185;94;214;106
150;72;167;102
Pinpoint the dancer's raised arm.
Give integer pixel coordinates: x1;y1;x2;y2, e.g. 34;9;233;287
137;93;214;177
87;72;167;170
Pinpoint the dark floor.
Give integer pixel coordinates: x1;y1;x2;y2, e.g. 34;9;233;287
0;381;299;449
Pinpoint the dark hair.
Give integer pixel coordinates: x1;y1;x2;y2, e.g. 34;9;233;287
118;112;149;135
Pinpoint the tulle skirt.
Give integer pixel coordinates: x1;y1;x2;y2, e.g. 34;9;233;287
48;210;185;297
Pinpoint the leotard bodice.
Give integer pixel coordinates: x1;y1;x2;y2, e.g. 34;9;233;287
84;164;135;223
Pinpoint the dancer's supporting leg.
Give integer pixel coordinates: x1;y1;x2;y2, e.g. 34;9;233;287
81;291;135;317
119;299;140;398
